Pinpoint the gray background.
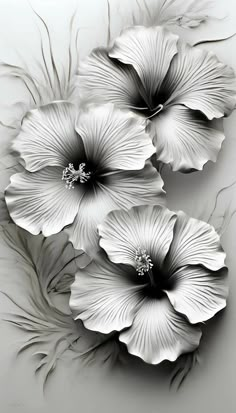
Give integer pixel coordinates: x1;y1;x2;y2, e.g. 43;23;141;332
0;0;236;412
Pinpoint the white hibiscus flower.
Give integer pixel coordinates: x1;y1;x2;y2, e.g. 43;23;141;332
78;25;236;172
5;102;164;252
70;205;228;364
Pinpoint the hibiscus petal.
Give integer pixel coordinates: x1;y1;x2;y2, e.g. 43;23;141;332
78;48;144;109
99;204;176;269
109;26;178;103
70;257;144;334
163;42;236;120
65;188;117;253
5;167;83;236
66;163;165;252
103;162;165;207
12;101;84;172
166;266;228;324
165;211;226;274
119;297;202;364
151;104;225;172
76;103;155;171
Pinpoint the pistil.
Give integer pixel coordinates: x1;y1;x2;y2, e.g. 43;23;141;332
135;247;155;287
62;163;91;189
128;103;164;119
146;104;163;119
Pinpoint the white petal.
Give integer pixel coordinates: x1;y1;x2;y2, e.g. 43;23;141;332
66;163;165;252
109;26;178;104
77;103;155;171
166;211;226;274
12;101;84;172
163;42;236;120
151;104;225;172
70;256;144;334
65;189;117;253
119;297;202;364
166;266;228;324
103;163;165;209
78;48;143;109
5;167;83;236
99;204;175;268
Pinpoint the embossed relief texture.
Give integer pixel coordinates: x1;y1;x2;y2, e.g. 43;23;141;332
0;1;236;412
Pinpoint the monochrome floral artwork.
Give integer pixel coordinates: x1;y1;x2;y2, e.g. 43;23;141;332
0;0;236;409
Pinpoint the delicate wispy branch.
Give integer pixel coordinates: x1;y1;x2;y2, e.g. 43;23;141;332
0;120;17;130
207;180;236;235
0;5;80;134
194;32;236;46
107;0;111;46
0;225;123;389
131;0;213;28
170;349;200;390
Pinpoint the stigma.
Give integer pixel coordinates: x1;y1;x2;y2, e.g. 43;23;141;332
135;247;153;276
62;163;91;189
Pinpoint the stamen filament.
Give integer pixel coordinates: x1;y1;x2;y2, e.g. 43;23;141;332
128;103;164;119
128;105;150;111
146;104;163;119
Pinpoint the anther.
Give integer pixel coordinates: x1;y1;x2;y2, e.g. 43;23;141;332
62;163;91;189
135;247;153;276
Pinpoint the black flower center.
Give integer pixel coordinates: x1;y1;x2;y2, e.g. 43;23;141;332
62;155;111;191
62;162;91;189
135;248;173;299
131;89;169;119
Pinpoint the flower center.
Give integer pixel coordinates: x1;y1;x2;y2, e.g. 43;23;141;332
128;103;164;119
135;247;153;276
146;104;163;119
62;163;91;189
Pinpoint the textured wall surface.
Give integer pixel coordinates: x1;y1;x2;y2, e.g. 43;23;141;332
0;1;236;412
